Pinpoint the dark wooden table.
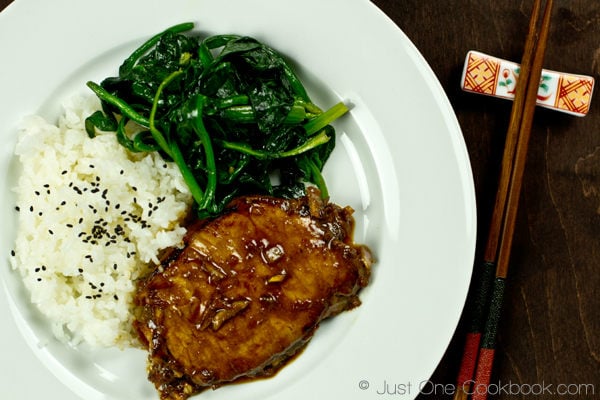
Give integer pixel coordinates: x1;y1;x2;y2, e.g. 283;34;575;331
1;1;598;399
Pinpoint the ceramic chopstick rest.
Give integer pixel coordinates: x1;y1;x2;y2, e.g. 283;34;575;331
461;50;594;117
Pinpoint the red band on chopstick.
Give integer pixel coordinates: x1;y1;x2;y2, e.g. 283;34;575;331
456;332;481;387
471;348;495;400
454;261;495;396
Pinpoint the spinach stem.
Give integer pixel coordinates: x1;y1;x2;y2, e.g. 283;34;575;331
277;130;331;157
86;81;149;127
170;140;205;205
192;95;218;211
304;156;329;199
218;130;331;160
115;117;136;152
220;104;306;125
213;95;249;109
303;101;349;136
149;70;185;159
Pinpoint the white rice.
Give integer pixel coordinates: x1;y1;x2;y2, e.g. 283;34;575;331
10;95;192;348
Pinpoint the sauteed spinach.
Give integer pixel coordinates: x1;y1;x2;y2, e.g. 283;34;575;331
85;22;348;217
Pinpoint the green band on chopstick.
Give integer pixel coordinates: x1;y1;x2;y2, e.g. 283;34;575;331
468;261;497;332
481;277;506;349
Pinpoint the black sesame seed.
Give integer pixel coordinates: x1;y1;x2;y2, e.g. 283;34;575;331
48;229;54;235
113;295;119;300
10;250;15;257
29;206;34;212
15;206;20;212
61;170;68;175
78;268;83;273
34;191;40;196
89;164;95;169
60;201;66;206
43;184;49;188
66;224;73;228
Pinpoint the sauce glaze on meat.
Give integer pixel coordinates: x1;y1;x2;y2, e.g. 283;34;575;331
134;188;373;399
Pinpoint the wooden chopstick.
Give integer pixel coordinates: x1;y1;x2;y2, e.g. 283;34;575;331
452;1;553;399
470;3;553;399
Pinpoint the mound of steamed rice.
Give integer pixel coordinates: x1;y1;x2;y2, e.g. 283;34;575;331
10;95;192;347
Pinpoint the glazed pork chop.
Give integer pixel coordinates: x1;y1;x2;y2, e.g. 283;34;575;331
134;188;373;399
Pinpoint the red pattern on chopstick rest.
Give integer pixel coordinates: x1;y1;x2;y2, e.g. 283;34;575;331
462;52;500;95
555;74;594;116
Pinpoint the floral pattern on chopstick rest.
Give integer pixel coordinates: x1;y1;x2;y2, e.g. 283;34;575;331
461;50;595;117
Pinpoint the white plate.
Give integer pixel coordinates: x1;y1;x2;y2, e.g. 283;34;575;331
0;0;477;399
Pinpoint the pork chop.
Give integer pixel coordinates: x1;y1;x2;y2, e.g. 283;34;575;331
133;188;373;399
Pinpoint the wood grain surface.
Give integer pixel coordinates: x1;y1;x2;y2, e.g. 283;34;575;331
1;0;598;399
